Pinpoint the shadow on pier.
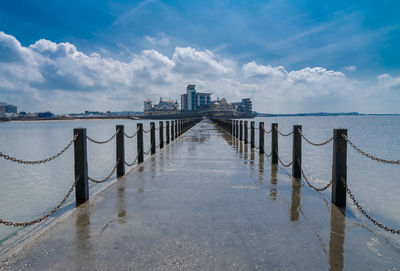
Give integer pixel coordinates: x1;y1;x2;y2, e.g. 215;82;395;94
1;120;399;270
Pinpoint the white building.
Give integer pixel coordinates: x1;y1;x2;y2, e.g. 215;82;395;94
181;85;211;111
143;98;179;115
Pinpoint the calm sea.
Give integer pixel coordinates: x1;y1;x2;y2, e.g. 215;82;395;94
0;116;399;250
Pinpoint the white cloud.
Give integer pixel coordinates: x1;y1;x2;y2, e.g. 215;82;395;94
144;34;170;47
344;65;357;72
0;31;399;114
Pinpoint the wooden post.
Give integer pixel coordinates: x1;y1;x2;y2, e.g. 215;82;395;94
272;123;278;164
232;120;236;137
332;129;347;208
236;120;239;139
116;125;125;177
239;121;243;141
292;125;302;179
166;121;170;144
180;120;183;135
244;121;248;144
175;120;178;138
159;121;164;149
250;121;255;148
74;128;89;206
150;122;156;154
171;120;175;141
137;123;144;163
259;122;264;154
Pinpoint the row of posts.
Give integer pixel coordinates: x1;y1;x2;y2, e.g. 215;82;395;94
73;119;200;206
212;119;348;210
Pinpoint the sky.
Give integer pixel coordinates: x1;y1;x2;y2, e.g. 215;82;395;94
0;0;400;114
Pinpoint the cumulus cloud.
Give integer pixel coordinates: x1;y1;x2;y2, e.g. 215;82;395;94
0;31;399;114
344;65;356;72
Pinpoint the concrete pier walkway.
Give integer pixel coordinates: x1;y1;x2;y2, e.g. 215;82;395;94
1;120;399;270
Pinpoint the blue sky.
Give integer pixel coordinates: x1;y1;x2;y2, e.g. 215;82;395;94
0;0;400;113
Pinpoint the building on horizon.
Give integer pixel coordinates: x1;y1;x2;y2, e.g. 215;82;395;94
143;97;179;115
0;102;17;117
232;98;252;113
180;85;211;112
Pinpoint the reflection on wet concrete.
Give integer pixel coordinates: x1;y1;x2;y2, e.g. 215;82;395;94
258;153;264;183
117;182;126;224
329;204;346;271
74;204;91;270
239;140;243;158
250;148;255;167
290;178;301;221
270;164;278;200
243;143;248;164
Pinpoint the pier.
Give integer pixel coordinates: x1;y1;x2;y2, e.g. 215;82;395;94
1;120;400;270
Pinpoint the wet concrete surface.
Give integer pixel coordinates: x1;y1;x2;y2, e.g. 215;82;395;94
1;120;399;270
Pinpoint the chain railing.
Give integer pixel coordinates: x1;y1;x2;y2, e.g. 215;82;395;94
342;134;400;165
298;129;333;147
0;134;78;165
88;160;119;183
276;127;294;137
0;177;79;227
143;146;152;155
277;153;293;167
124;130;138;139
343;178;399;234
87;129;120;144
300;168;332;192
125;154;139;167
262;126;272;134
0;119;202;228
215;119;400;235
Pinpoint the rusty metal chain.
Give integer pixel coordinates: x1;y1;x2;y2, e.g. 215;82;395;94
276;127;294;137
88;160;119;183
264;152;272;158
87;129;120;144
263;126;272;134
0;135;78;165
342;134;400;165
0;177;78;227
300;168;332;191
125;154;139;167
277;153;293;167
298;129;333;147
343;178;399;234
124;130;138;139
143;146;152;155
143;128;151;134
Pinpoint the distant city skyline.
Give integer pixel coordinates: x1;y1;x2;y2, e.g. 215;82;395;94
0;1;400;114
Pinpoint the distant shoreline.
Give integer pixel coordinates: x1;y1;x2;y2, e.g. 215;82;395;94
1;112;399;122
255;112;400;117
